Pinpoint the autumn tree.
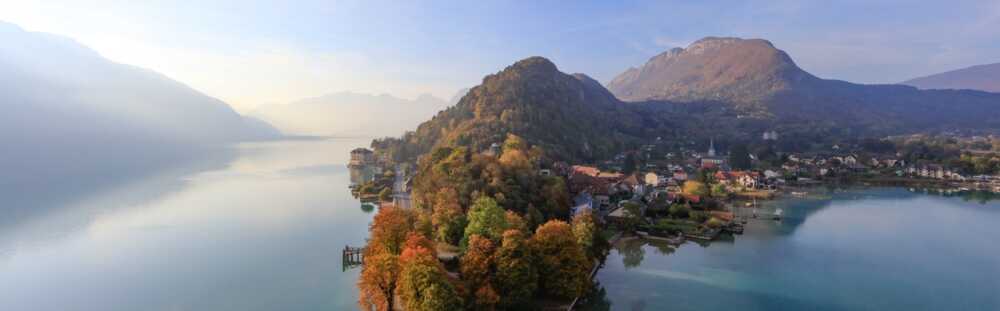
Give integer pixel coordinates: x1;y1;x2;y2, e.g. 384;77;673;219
462;196;508;247
531;220;591;299
572;209;598;258
682;180;709;197
358;252;400;311
495;229;537;309
368;206;415;256
432;188;467;245
505;210;528;233
398;233;462;311
461;235;499;310
358;206;416;311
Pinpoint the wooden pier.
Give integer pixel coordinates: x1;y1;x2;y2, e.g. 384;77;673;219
342;246;366;271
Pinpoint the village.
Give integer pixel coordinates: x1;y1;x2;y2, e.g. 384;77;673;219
550;133;1000;244
350;131;1000;247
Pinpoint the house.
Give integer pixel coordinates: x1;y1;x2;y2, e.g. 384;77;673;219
673;170;689;182
764;170;781;179
572;165;601;177
572;193;594;217
644;172;661;186
844;155;859;165
597;171;625;182
349;148;375;167
731;171;762;189
622;174;646;195
714;171;732;184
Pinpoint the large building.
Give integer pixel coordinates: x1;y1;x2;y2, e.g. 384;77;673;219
700;139;726;168
349;148;376;167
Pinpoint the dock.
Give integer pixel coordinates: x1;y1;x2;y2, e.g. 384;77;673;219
342;245;366;271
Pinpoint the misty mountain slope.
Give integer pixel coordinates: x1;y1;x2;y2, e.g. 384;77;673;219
251;92;449;138
608;37;1000;135
0;21;279;202
902;63;1000;93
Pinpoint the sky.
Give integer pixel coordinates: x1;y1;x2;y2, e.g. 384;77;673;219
1;0;999;112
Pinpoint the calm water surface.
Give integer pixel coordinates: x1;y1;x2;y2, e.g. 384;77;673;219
0;138;375;311
586;188;1000;311
4;141;999;311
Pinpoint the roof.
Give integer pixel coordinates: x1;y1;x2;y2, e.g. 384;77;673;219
572;165;601;177
351;148;373;154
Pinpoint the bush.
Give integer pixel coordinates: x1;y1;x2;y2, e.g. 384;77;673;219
668;204;690;219
705;217;724;229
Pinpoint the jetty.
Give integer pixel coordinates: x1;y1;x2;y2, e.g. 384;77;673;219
342;245;366;271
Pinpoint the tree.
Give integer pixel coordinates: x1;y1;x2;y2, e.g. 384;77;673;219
524;204;545;231
729;144;751;170
495;229;537;309
398;234;463;311
668;204;690;219
683;181;709;197
531;220;591;299
711;183;729;198
623;152;637;174
432;188;467;245
505;210;528;233
378;187;392;202
358;252;400;311
461;235;499;311
572;209;598;258
368;206;414;256
462;196;508;247
620;202;645;233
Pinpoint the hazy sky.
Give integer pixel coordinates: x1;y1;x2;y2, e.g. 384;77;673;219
2;0;999;112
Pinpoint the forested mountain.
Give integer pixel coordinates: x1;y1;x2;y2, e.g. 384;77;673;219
373;57;643;163
609;37;1000;138
902;63;1000;93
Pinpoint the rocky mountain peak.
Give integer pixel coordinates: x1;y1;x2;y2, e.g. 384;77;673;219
608;36;815;102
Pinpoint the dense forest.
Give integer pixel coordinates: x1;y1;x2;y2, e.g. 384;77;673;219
358;135;605;310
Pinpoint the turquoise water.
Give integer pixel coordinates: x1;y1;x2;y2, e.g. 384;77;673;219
0;139;374;311
584;188;1000;311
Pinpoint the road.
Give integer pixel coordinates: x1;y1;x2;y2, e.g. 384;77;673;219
392;164;412;209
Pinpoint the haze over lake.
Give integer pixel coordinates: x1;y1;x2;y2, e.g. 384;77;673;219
0;139;374;311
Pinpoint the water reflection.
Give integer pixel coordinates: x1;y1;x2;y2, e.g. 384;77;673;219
0;138;377;311
582;188;1000;311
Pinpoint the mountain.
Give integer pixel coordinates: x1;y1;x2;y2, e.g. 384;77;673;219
902;63;1000;93
251;91;449;138
373;57;641;162
609;37;818;103
0;21;279;204
449;88;471;105
608;37;1000;137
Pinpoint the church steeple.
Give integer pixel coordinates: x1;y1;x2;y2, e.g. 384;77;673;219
708;139;716;157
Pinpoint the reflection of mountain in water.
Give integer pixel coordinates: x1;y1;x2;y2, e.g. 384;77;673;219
0;146;237;244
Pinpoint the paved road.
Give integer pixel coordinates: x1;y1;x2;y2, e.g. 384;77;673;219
392;164;412;209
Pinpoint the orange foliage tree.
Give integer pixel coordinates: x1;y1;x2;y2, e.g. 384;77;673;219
531;220;591;299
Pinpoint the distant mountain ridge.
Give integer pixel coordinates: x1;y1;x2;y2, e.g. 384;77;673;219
0;21;279;204
252;91;449;138
902;63;1000;93
608;37;1000;136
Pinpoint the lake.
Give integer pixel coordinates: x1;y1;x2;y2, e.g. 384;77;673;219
583;188;1000;311
3;140;999;311
0;138;375;311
